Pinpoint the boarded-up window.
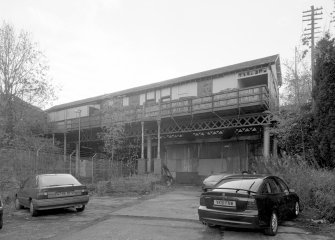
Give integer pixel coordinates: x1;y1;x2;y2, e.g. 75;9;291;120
197;79;213;97
129;94;140;106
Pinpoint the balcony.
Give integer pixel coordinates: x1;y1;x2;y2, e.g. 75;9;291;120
49;85;270;133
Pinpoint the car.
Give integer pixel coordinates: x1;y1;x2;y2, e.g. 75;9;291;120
198;174;300;236
15;174;89;217
202;173;232;192
0;196;3;229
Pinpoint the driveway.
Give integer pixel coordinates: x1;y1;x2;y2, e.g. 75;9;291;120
0;186;331;240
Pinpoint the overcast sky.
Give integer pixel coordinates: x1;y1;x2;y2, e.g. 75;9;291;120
1;0;334;108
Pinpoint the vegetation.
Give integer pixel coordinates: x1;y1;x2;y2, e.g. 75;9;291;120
99;105;141;175
313;34;335;168
0;22;55;141
255;156;335;223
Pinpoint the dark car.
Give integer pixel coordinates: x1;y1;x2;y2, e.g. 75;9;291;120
0;196;3;229
15;174;89;217
202;173;232;192
198;174;300;236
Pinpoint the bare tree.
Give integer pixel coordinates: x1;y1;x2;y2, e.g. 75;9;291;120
0;22;55;138
280;49;312;109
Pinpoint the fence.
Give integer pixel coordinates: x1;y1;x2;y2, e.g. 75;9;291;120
0;148;137;186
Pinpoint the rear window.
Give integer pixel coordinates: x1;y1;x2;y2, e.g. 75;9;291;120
215;178;262;192
205;175;225;182
38;175;81;187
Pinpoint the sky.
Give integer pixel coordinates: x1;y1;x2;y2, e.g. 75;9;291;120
0;0;334;108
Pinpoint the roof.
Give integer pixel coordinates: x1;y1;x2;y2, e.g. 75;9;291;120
47;54;281;112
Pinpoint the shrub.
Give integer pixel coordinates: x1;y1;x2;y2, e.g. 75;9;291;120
95;174;164;196
254;155;335;223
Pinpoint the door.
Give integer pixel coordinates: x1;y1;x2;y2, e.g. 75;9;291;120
267;178;287;220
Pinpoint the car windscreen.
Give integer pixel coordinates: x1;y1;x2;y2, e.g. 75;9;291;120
215;178;262;192
39;175;81;187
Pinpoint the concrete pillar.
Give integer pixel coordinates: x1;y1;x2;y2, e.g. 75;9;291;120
273;137;278;158
263;125;270;158
63;133;67;162
75;143;80;176
141;121;144;159
147;135;152;172
157;120;161;160
155;120;162;175
52;133;55;146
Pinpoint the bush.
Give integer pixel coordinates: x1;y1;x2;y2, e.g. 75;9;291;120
95;174;165;196
254;155;335;223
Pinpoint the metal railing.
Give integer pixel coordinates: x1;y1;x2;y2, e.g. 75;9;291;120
49;85;270;133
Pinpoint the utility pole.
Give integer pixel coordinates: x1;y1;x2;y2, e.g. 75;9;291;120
302;5;322;108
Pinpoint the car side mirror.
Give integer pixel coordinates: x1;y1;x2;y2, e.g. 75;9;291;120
289;189;295;193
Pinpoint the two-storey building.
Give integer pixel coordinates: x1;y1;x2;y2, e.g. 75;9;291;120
47;55;281;183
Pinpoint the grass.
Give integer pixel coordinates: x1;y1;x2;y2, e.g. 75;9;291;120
254;155;335;223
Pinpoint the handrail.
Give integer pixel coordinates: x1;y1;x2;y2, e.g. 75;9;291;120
48;85;270;132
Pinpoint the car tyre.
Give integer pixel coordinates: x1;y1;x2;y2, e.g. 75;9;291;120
76;205;85;212
30;201;38;217
264;212;278;236
15;197;23;210
290;201;300;219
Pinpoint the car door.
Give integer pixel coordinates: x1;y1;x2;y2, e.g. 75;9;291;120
267;178;287;220
275;177;293;218
256;180;273;225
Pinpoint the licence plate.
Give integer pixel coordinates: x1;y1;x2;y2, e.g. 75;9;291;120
213;199;236;207
56;191;75;197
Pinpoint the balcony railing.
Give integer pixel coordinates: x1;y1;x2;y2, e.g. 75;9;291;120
49;85;270;133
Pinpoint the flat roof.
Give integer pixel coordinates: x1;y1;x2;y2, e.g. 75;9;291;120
47;54;281;112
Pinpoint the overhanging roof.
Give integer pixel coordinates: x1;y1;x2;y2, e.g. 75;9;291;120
47;54;281;112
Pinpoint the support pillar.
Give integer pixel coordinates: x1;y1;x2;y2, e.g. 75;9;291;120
75;143;80;176
147;135;152;172
63;133;67;162
141;121;144;159
52;133;55;146
263;125;270;158
273;137;278;158
154;120;162;174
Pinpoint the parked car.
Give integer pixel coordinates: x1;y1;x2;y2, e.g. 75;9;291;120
15;174;89;217
202;173;232;192
0;196;3;229
198;174;300;236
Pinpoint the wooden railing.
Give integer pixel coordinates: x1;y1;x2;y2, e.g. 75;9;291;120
49;85;270;132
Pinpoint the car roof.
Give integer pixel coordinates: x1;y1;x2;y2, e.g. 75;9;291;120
37;174;73;177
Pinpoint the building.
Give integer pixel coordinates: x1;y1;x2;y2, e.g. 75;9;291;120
46;55;281;183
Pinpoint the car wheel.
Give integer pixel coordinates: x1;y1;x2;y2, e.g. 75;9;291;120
291;201;300;219
264;212;278;236
15;197;23;210
76;205;85;212
29;201;38;217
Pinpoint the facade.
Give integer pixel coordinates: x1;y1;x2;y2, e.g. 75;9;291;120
47;55;281;183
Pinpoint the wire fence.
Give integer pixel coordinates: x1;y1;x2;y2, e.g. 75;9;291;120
0;147;138;186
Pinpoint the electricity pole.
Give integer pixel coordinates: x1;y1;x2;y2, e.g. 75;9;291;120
302;5;322;107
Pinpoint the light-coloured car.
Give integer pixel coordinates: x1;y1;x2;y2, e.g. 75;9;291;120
15;174;89;217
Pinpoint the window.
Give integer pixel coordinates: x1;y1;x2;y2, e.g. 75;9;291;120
275;177;289;193
267;178;281;194
261;182;272;194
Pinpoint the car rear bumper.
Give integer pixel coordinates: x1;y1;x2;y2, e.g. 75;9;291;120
32;195;89;210
198;206;265;229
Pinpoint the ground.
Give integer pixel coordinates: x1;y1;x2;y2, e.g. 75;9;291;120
0;186;333;240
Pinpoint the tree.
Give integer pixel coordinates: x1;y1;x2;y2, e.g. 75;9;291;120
0;22;55;138
280;49;312;109
99;104;141;175
313;34;335;168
